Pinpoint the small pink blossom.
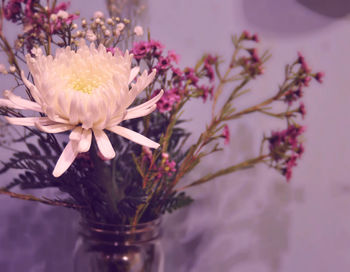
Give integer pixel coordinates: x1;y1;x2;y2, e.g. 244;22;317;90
200;85;214;102
242;30;251;39
171;67;183;78
168;50;180;64
156;56;171;72
184;67;198;86
298;102;306;119
93;11;104;18
131;41;149;60
252;34;259;42
223;125;230;145
315;72;324;83
156;88;182;113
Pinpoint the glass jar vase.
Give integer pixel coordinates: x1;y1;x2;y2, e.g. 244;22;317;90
74;218;164;272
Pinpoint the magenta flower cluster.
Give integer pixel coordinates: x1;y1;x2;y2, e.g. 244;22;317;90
237;32;264;77
142;148;177;181
131;40;217;113
222;124;230;145
282;52;324;116
268;124;305;181
266;52;323;181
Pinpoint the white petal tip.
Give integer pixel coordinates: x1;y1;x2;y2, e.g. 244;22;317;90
52;170;61;178
150;143;160;149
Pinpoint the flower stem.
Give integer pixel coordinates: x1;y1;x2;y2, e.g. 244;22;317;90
178;154;269;190
0;187;84;209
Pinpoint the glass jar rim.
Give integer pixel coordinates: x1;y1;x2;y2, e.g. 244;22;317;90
80;217;161;233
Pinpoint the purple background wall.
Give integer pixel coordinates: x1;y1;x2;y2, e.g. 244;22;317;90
1;0;350;271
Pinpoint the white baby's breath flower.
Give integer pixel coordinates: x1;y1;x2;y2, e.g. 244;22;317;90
107;18;113;25
0;41;163;177
9;66;16;73
134;26;144;36
86;29;97;42
50;14;58;22
57;10;69;20
116;23;125;32
31;47;43;57
93;11;104;18
0;64;7;74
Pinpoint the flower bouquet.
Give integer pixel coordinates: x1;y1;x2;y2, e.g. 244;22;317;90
0;0;323;271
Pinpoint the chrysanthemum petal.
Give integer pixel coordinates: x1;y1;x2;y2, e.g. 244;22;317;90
5;116;54;126
3;90;43;112
125;90;164;116
129;66;140;84
35;122;75;133
69;92;81;125
69;126;83;142
78;129;92;153
107;125;160;149
0;98;22;109
52;140;79;178
93;129;115;159
125;104;157;120
127;69;156;107
21;71;42;103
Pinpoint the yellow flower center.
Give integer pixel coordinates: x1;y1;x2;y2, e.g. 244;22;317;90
68;76;101;94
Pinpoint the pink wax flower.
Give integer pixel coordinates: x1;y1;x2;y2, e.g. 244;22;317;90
252;34;259;42
148;40;164;58
156;56;171;72
297;51;305;65
297;52;311;74
268;124;305;182
247;48;260;63
200;85;214;102
171;67;183;78
301;76;312;87
168;50;180;64
223;125;230;145
315;72;325;83
283;88;303;105
298;102;306;119
242;30;251;40
161;153;176;176
155;88;182;113
131;41;149;60
184;67;198;86
3;0;22;22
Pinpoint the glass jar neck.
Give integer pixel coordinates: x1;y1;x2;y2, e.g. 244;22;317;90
80;218;162;246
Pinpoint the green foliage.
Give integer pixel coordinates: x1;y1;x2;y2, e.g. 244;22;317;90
162;192;194;214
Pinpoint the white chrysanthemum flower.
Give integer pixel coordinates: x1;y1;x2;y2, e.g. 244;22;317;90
0;41;163;177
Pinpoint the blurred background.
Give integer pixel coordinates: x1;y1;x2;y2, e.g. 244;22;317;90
0;0;349;271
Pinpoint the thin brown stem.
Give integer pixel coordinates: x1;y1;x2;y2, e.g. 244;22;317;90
178;154;269;191
0;188;84;209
